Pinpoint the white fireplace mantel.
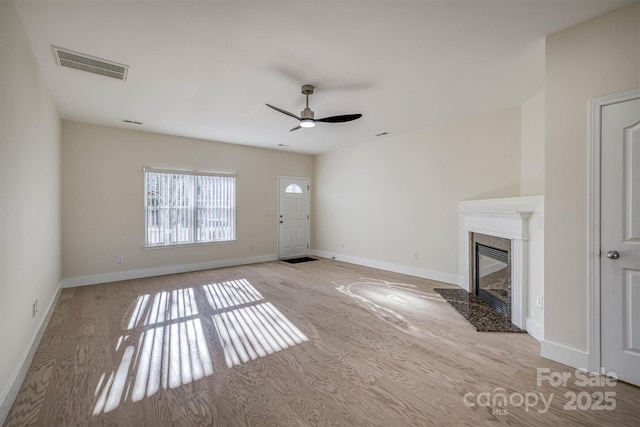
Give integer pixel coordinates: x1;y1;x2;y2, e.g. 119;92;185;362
459;202;533;329
460;210;531;240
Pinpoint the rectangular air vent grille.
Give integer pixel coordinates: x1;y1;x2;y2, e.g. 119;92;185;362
51;45;128;81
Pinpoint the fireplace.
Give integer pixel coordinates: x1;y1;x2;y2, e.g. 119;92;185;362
459;203;533;329
471;233;511;318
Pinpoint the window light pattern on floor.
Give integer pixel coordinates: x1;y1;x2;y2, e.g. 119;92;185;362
93;287;213;415
212;302;308;367
204;278;264;309
93;279;308;415
204;278;308;368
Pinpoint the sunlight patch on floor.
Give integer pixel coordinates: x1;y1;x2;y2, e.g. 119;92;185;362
93;279;307;415
213;302;308;368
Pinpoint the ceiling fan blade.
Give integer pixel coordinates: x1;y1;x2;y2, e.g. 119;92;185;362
289;125;301;132
316;113;363;123
266;103;301;121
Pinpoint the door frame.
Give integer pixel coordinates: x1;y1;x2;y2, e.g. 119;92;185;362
587;88;640;374
277;176;311;259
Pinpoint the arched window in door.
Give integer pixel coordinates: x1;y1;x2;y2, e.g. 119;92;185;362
285;183;303;194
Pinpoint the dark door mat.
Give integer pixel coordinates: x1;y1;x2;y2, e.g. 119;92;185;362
434;288;526;333
282;257;318;264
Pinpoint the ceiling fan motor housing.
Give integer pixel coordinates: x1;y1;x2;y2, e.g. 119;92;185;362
300;107;314;120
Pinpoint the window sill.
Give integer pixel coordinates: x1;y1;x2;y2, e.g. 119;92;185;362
142;240;237;250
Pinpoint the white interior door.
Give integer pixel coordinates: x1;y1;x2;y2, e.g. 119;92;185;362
601;96;640;386
278;177;310;259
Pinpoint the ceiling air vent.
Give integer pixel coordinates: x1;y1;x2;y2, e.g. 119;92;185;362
51;45;128;81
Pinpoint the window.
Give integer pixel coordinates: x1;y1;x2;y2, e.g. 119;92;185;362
285;183;303;194
144;168;236;247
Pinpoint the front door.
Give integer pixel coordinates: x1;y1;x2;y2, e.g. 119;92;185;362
601;95;640;386
278;177;310;259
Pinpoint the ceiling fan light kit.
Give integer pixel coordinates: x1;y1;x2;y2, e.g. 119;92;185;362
266;84;362;132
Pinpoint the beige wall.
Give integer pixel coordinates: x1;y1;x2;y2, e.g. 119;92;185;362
521;91;545;196
0;0;62;420
61;122;313;281
518;91;546;338
314;107;521;282
545;2;639;353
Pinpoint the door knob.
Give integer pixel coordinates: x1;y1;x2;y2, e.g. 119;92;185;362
606;250;619;259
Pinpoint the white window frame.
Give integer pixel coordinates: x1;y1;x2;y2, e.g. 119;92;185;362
143;167;237;247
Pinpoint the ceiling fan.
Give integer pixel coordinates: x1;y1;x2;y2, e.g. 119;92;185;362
266;84;362;132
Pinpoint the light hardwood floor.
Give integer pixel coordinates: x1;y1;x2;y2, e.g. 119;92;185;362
5;259;639;426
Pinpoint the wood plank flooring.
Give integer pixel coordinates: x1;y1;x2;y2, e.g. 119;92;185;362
4;259;639;426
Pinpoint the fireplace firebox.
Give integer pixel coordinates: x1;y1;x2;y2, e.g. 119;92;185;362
470;233;511;319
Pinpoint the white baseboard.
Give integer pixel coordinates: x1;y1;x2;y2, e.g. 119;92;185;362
541;340;589;371
62;254;279;288
311;250;458;284
457;274;468;290
0;282;63;425
525;317;544;342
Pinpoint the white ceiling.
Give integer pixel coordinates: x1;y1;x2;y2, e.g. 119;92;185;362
14;0;632;154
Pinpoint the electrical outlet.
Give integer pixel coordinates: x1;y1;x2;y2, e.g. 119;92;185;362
32;299;38;318
116;255;124;264
536;296;543;309
412;251;419;260
341;243;344;249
